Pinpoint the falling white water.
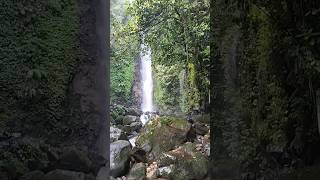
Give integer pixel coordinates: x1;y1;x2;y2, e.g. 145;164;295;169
139;38;154;126
140;42;153;113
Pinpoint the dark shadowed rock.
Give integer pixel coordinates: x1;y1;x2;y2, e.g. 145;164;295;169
19;170;44;180
131;147;147;163
110;140;131;177
56;148;92;173
44;169;95;180
129;122;143;132
128;163;146;180
193;122;209;135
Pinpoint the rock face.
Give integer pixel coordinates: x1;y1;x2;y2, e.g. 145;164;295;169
128;163;146;180
136;116;191;159
110;140;132;177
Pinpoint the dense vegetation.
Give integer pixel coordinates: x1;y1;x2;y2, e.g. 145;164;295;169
0;0;78;138
210;0;320;178
111;0;210;113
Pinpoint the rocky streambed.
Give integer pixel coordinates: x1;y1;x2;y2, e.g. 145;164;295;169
110;105;210;180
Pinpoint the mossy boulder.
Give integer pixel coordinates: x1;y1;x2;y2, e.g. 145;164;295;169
135;116;191;159
164;142;208;180
127;163;146;180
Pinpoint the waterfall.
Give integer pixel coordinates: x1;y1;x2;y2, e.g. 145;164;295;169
140;42;153;112
139;39;154;125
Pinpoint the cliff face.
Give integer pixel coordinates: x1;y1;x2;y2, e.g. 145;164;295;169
131;56;143;108
66;0;108;157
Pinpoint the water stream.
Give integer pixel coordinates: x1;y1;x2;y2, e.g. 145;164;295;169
139;38;154;126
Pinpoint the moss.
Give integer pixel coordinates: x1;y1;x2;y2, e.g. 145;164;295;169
136;116;190;157
0;1;79;135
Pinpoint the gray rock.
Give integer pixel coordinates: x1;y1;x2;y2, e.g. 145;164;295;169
110;140;131;177
129;122;142;132
19;171;44;180
128;163;146;180
44;169;95;180
158;165;173;178
126;108;142;116
123;115;138;125
110;126;127;142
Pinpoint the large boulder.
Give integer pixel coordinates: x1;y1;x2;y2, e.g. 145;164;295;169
127;163;146;180
136;116;191;159
110;140;131;177
110;126;127;142
43;169;95;180
123;115;138;125
160;143;208;180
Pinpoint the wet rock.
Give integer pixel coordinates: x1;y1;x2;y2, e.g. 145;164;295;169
19;170;44;180
128;163;146;180
123;115;138;125
44;169;95;180
110;140;131;177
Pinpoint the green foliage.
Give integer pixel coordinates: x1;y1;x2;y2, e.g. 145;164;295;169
128;0;210;113
154;64;181;112
111;0;140;104
0;0;78;134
